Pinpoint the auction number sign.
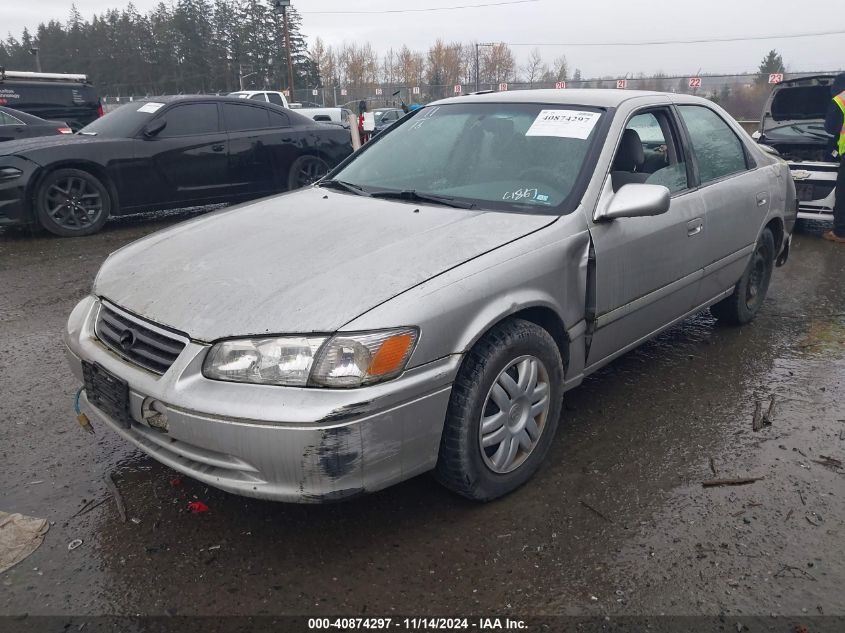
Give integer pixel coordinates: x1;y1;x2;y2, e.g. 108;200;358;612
340;88;347;96
412;86;421;95
616;79;627;89
555;81;567;89
688;77;702;89
375;88;383;95
498;83;508;91
454;84;462;94
768;73;784;84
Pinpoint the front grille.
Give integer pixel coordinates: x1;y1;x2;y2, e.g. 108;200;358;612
95;304;187;374
795;182;835;202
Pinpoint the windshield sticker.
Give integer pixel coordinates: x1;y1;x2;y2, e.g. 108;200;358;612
137;102;165;114
503;188;551;204
525;110;600;139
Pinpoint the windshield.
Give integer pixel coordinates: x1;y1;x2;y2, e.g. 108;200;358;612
330;102;605;213
78;101;162;137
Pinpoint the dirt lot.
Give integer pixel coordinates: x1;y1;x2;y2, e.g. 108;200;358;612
1;212;844;627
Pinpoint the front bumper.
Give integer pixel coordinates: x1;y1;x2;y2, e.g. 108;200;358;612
64;296;459;502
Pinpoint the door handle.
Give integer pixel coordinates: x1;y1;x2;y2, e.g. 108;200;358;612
756;192;768;207
211;143;225;152
687;218;704;237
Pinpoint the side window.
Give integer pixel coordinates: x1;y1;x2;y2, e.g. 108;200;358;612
612;109;689;194
158;103;219;137
223;103;271;131
0;111;23;125
267;93;284;106
249;93;268;102
677;105;748;184
269;110;290;128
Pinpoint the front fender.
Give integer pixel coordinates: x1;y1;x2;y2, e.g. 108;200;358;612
342;213;591;373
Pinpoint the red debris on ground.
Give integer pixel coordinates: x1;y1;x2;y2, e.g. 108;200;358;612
187;501;209;514
169;477;182;488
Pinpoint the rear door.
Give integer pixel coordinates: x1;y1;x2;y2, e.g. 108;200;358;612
586;106;708;368
140;101;230;205
222;101;278;196
675;104;769;304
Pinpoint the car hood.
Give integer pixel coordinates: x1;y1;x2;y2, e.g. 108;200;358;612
0;134;106;156
94;187;556;341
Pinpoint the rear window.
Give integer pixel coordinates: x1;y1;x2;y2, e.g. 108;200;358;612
771;85;831;121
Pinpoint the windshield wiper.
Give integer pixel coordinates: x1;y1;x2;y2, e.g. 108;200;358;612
368;189;476;209
318;179;371;196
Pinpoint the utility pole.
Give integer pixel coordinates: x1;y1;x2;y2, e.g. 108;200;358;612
475;42;495;92
273;1;295;97
30;47;42;73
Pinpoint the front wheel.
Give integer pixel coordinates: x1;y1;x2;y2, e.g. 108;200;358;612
710;227;775;325
287;155;330;191
34;168;111;237
434;319;564;501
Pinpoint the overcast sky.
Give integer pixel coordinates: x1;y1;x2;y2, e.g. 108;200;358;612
5;0;844;77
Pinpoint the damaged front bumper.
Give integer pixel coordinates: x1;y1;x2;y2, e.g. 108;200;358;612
63;296;458;502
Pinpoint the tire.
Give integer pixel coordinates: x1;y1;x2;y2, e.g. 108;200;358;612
434;318;564;501
287;155;330;191
710;227;775;325
34;168;111;237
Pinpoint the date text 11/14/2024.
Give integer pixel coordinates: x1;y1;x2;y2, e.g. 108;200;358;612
307;617;527;630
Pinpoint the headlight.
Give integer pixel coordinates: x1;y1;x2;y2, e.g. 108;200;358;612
202;328;419;388
203;336;327;386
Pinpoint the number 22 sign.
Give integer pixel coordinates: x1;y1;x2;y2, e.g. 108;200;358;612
688;77;702;89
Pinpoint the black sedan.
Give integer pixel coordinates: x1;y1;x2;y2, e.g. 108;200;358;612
0;105;72;142
0;96;353;236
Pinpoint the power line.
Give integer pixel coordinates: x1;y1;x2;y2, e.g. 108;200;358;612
507;29;845;47
300;0;539;15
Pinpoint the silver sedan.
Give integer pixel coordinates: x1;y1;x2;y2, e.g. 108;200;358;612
64;89;796;502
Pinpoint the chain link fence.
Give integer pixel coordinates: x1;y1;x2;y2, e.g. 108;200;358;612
104;70;842;126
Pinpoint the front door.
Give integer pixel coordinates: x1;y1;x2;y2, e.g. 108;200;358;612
135;102;229;206
586;107;707;368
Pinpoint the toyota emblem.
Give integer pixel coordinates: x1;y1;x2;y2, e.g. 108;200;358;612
119;328;137;352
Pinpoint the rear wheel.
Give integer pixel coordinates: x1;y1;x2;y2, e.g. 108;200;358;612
34;168;111;237
434;319;564;501
710;227;775;325
287;155;330;190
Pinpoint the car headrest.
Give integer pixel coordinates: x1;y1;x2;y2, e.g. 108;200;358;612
614;129;645;172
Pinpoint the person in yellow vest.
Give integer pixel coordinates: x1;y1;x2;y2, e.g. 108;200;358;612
823;72;845;243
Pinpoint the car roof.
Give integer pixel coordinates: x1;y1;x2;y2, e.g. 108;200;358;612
432;88;698;108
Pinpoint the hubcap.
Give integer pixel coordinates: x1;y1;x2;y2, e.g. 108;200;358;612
296;158;329;187
479;355;551;474
45;176;103;229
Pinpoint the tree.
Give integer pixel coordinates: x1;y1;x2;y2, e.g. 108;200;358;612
756;49;785;84
521;48;547;87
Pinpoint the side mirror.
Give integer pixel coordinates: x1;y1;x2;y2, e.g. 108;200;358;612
143;118;166;138
602;183;671;220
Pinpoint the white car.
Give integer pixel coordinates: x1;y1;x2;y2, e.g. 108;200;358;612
757;75;838;221
228;90;289;109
